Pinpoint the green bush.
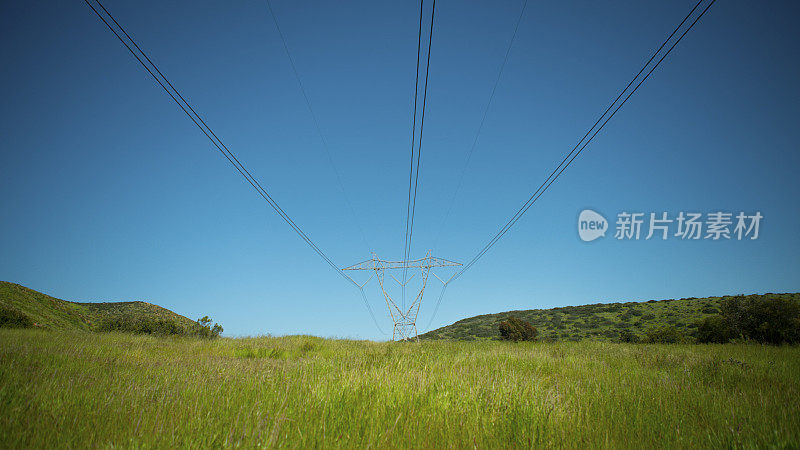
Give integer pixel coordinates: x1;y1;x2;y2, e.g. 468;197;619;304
96;315;224;338
499;316;538;342
700;305;719;314
644;325;683;344
0;305;34;328
618;329;639;343
601;329;617;339
696;316;733;343
96;317;185;336
719;296;800;344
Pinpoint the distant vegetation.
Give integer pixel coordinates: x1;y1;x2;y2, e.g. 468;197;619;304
498;316;538;341
95;315;222;338
421;293;800;344
697;295;800;344
0;281;221;338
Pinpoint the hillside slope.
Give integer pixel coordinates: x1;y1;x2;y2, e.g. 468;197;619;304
0;281;196;331
420;293;800;342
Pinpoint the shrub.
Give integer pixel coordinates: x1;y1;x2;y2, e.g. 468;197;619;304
644;325;683;344
499;316;538;342
700;305;719;314
601;329;617;339
696;316;733;343
666;317;679;325
0;305;34;328
719;296;800;344
96;317;185;336
618;329;639;343
96;315;224;338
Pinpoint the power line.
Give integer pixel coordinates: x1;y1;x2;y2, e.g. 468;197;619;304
402;0;426;309
427;0;715;329
433;0;529;251
456;0;714;280
407;0;436;267
424;282;449;331
84;0;385;334
402;0;437;302
265;0;372;252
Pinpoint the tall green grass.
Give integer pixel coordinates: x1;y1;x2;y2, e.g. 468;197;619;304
1;329;798;448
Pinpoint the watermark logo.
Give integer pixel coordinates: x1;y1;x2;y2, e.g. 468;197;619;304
578;209;608;242
578;210;762;242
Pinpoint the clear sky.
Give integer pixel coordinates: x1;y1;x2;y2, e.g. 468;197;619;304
1;0;798;339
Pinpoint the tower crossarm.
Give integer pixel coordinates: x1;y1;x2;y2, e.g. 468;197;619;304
342;255;462;271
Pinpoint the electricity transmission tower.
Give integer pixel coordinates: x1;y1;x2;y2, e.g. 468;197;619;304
343;252;461;341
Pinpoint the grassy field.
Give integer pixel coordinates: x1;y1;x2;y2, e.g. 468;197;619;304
421;293;800;342
1;329;798;448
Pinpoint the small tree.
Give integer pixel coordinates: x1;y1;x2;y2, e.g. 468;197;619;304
195;316;223;338
499;316;538;342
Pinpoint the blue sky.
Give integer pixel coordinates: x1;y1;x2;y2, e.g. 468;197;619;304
1;0;798;339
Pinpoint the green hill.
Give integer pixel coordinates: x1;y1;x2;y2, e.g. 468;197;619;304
0;281;196;331
420;293;800;342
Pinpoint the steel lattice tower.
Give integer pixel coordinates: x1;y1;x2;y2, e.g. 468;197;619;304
343;251;461;341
